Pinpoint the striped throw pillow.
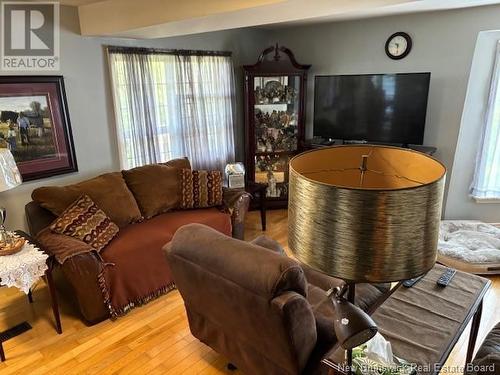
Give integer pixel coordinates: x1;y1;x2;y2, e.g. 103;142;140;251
50;195;119;252
180;169;223;209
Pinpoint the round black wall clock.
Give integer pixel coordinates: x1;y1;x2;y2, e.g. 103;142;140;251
385;32;412;60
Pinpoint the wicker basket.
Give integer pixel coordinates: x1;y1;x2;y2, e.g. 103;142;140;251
0;237;25;256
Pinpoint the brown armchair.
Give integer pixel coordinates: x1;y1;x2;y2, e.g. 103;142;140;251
166;224;389;375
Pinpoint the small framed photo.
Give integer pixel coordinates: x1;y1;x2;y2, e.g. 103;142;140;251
0;76;77;181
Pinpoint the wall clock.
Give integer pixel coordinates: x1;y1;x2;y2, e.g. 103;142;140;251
385;32;412;60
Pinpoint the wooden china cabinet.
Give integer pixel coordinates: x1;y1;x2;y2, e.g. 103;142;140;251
243;44;310;208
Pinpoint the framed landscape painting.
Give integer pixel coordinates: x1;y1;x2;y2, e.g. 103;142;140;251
0;76;77;181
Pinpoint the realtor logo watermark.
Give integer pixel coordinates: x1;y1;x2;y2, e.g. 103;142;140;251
1;1;60;71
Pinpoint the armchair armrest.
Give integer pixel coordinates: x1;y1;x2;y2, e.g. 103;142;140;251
222;187;251;240
301;263;344;292
250;235;285;255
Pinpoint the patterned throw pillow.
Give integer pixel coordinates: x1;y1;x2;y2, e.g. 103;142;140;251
50;195;119;252
180;169;223;209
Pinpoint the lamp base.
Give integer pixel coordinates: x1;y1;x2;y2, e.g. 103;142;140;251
346;284;355;375
330;283;377;375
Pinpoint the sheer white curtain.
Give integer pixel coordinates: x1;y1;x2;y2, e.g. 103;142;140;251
471;41;500;200
108;49;236;171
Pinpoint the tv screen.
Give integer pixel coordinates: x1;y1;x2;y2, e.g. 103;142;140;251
313;73;430;145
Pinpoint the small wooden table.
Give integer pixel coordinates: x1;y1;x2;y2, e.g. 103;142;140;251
0;231;62;361
323;264;491;375
246;182;267;231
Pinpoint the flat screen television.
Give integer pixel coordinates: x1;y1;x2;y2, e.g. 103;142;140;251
313;73;430;145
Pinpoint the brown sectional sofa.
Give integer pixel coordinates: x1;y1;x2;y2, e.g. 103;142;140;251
25;158;250;324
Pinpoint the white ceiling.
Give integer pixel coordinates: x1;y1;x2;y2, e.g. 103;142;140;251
267;0;500;28
72;0;500;38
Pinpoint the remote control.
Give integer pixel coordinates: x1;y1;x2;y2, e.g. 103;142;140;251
403;275;425;288
437;268;456;287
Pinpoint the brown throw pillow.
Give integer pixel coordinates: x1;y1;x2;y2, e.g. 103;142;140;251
180;169;223;209
122;164;182;219
32;172;141;228
50;195;119;252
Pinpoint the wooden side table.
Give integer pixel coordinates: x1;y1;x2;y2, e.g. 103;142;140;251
0;231;62;362
246;183;267;231
15;230;62;335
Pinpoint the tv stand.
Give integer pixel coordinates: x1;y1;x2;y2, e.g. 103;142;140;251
407;144;437;156
342;139;368;145
304;139;437;156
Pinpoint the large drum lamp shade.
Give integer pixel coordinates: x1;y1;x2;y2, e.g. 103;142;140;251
288;145;446;283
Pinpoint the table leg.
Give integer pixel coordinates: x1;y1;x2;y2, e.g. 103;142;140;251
259;189;267;231
0;342;4;362
45;265;62;334
466;300;483;364
346;349;353;375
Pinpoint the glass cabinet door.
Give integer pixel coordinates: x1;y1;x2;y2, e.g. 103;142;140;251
253;75;300;198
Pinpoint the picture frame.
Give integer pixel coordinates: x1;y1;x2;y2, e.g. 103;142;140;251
0;76;77;181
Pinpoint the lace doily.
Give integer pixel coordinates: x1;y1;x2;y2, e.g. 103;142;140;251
0;239;48;294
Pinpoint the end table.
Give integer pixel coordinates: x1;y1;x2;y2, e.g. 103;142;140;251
246;182;267;231
0;231;62;362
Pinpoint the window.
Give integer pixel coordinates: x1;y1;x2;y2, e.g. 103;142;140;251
108;48;236;171
471;42;500;201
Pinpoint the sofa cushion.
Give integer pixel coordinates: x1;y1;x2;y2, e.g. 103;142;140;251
122;164;182;219
32;172;141;228
100;208;231;316
110;208;232;253
180;169;223;209
160;157;191;169
50;195;119;252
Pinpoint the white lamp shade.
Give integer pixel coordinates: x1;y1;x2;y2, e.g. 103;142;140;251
0;149;22;193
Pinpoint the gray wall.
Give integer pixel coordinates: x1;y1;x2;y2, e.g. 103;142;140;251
270;4;500;220
446;30;500;222
4;4;500;231
0;5;269;231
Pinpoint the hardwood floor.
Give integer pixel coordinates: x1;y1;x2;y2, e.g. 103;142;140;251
0;209;498;374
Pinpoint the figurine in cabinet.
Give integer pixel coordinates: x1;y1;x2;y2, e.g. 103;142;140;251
255;86;265;104
284;86;296;103
265;138;273;152
266;170;279;197
257;138;267;152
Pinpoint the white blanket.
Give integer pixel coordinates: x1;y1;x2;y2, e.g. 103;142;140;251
438;220;500;264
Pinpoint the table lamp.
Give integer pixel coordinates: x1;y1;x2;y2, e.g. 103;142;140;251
0;148;22;246
288;145;446;368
